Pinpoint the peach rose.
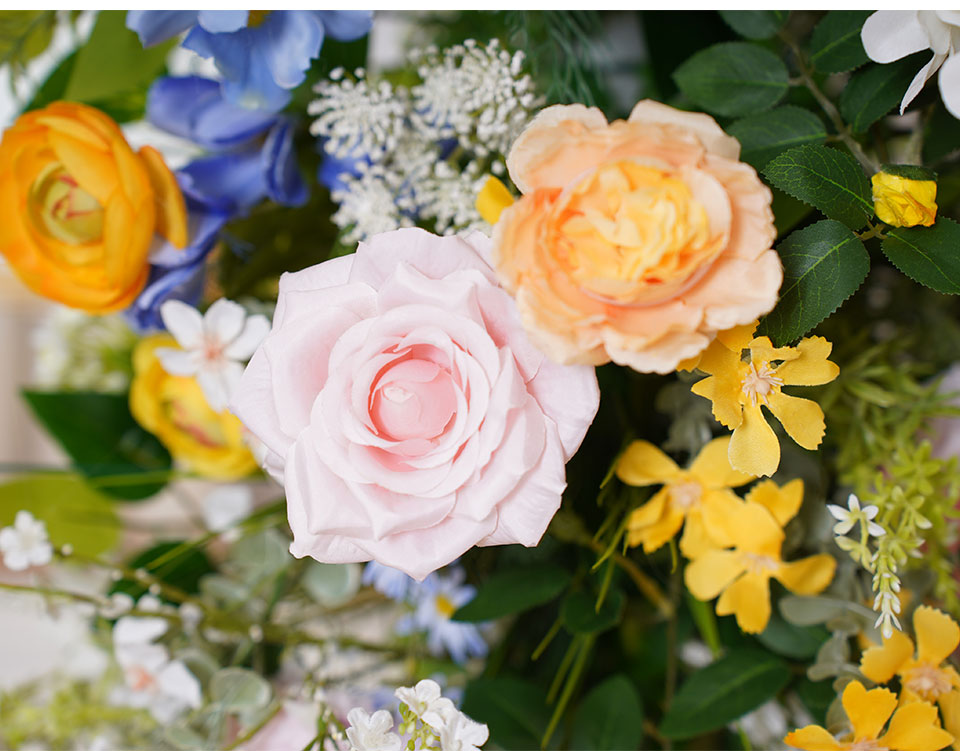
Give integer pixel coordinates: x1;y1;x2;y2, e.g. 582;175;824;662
493;100;782;373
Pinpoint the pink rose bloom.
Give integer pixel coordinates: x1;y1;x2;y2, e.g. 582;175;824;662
232;228;600;579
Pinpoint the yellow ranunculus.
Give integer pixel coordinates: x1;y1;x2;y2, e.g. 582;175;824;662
872;166;938;228
130;335;258;480
0;101;187;313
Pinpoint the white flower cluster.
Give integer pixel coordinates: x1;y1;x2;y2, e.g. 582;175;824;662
0;510;52;571
31;306;138;392
309;39;541;245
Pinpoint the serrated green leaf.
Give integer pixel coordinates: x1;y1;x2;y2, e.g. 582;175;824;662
452;564;571;622
570;675;643;751
562;589;624;634
658;648;791;740
839;54;927;133
718;10;788;40
462;677;552;751
728;106;827;170
755;612;830;660
674;42;789;117
763;144;873;229
883;218;960;294
880;164;937;181
758;220;870;344
809;11;872;73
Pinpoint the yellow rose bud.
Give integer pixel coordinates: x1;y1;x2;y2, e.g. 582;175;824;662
0;102;188;313
130;335;258;480
871;165;937;228
476;175;515;225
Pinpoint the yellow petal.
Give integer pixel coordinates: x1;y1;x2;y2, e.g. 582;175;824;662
776;336;840;386
728;403;780;478
938;691;960;748
678;508;715;558
914;606;960;668
616;440;682;486
841;681;897;742
691;373;743;430
716;321;759;353
699;488;745;549
879;701;955;751
689;436;754;489
139;145;187;249
677;353;702;372
638;505;685;554
731;502;784;557
746;478;804;527
476;175;515;225
775;554;836;596
684;549;746;600
626;487;669;535
766;391;826;451
861;628;916;684
749;336;801;364
783;725;844;751
716;571;771;633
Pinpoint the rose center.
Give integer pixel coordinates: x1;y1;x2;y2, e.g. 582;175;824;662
29;165;104;245
668;481;702;511
740;361;783;407
742;552;780;576
903;662;953;701
370;358;457;441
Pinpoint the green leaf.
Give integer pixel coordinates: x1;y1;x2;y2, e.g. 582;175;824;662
461;677;552;751
839;54;927;133
796;676;835;725
809;11;872;73
0;474;118;557
0;11;57;70
64;10;173;104
210;668;272;712
111;541;215;601
718;10;788;40
763;144;873;230
570;675;643;750
452;564;571;622
728;106;827;170
659;648;791;740
757;220;870;344
880;164;937;181
562;589;624;634
924;104;960;164
674;42;789;117
755;613;830;660
883;218;960;294
22;390;172;501
302;562;360;607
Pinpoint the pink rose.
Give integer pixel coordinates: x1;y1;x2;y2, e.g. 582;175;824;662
232;228;600;579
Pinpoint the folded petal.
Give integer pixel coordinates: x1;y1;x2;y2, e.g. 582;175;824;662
263;119;308;207
878;701;954;751
861;11;931;64
775;554;836;596
626;487;669;535
616;440;682;486
914;606;960;668
842;681;898;742
728;403;780;478
775;336;839;386
745;478;803;527
716;571;770;633
766;392;826;451
902;53;948;115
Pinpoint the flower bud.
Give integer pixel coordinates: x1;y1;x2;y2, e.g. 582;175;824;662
872;165;938;228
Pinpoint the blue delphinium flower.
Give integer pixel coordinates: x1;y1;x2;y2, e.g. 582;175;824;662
397;568;488;664
362;561;414;602
127;11;374;111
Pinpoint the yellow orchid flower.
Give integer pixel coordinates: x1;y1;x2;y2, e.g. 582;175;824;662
861;606;960;706
939;691;960;751
689;321;839;477
616;436;752;557
785;680;953;751
684;482;835;633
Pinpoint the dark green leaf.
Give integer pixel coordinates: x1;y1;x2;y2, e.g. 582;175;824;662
796;677;835;725
24;50;77;111
809;11;872;73
758;220;870;344
839;54;928;133
880;164;937;181
462;677;551;751
64;10;173;104
453;564;571;622
883;218;960;294
763;144;873;230
22;391;172;501
718;10;788;40
728;106;827;170
111;541;215;601
771;187;814;237
570;675;643;750
674;42;789;117
755;613;830;660
659;648;791;739
924;104;960;164
562;589;624;634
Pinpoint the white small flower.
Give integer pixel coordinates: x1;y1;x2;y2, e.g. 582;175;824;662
345;708;402;751
157;299;270;412
826;494;885;537
396;679;456;730
0;510;53;571
202;485;253;533
436;704;489;751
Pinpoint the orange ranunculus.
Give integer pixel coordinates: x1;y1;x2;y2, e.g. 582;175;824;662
0;101;187;313
492;100;782;374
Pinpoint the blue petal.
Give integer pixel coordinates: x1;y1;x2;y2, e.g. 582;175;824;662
148;76;277;150
315;10;373;41
179;148;268;217
255;11;324;89
263;120;308;207
126;10;198;47
197;10;248;33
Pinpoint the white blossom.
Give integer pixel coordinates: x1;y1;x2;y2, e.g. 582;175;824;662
436;705;489;751
345;708;402;751
826;493;885;537
395;679;455;730
157;298;269;413
0;511;53;571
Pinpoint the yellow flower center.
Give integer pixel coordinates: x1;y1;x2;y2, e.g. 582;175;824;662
553;160;724;305
247;10;271;27
740;361;782;407
435;594;457;618
29;165;104;245
742;552;780;576
668;481;702;511
903;661;953;701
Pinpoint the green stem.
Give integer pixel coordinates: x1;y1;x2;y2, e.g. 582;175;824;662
224;702;283;751
542;634;595;750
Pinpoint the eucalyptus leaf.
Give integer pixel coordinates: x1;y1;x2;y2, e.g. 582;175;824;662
883;219;960;295
302;562;361;607
164;725;207;751
809;11;872;73
210;668;272;712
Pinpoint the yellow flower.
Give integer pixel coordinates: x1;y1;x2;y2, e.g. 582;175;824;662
476;175;515;225
689;321;839;477
617;436;752;557
785;680;953;751
684;481;835;633
130;335;258;480
872;166;937;228
861;606;960;705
